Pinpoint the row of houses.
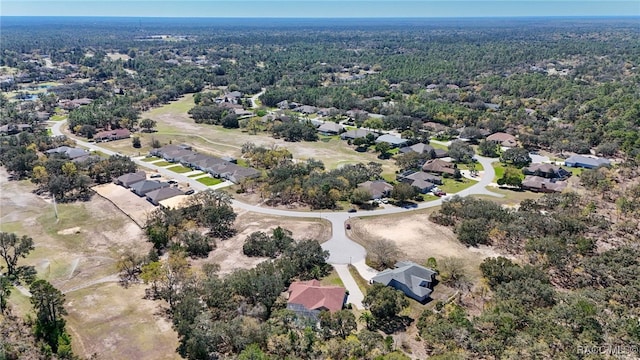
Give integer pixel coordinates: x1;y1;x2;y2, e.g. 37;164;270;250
45;146;96;163
115;171;185;205
150;144;260;183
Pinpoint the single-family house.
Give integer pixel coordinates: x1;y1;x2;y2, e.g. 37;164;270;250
287;280;346;319
130;180;169;196
564;155;611;169
521;176;567;193
222;166;261;183
0;123;33;135
357;180;394;200
486;132;517;147
523;163;571;179
115;171;147;188
94;128;131;142
293;105;318;115
371;261;437;303
422;159;456;176
45;146;90;160
375;134;408;148
341;129;378;140
146;187;184;206
317;122;344;135
399;143;448;158
399;171;442;192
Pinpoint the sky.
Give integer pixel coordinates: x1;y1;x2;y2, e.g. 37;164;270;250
2;0;639;18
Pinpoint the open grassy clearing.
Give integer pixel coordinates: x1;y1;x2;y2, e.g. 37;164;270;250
166;164;193;173
457;161;484;171
473;188;544;206
142;95;398;173
152;160;173;167
348;264;371;295
50;114;67;121
141;156;161;162
0;168;178;359
439;178;478;194
320;268;345;287
492;162;506;181
196;176;223;186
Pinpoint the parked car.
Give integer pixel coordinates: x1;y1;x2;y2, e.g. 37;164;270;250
345;223;351;230
185;189;195;195
347;208;357;213
150;174;161;178
433;190;446;197
168;180;178;184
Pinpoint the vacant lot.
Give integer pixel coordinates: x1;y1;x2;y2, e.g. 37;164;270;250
93;183;156;226
349;210;507;282
0;168;179;359
193;212;332;276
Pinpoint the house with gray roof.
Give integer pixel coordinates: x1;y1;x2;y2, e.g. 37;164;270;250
317;122;344;135
45;146;90;160
130;180;169;196
146;187;184;206
341;129;378;140
564;155;611;169
375;134;408;148
357;180;393;200
371;261;437;303
399;143;448;158
115;171;147;188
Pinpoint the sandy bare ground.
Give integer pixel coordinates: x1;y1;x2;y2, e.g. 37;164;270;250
192;211;332;275
0;168;179;359
92;183;156;227
349;209;509;281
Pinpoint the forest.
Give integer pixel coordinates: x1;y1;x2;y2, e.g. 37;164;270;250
1;16;639;359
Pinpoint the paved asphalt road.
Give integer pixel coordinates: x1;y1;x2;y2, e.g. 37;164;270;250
51;120;502;308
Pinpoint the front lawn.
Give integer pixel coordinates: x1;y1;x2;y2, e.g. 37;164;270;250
439;178;478;194
141;156;161;162
196;177;223;186
153;160;173;167
50;114;67;121
457;161;484;171
166;165;193;173
493;162;506;182
187;171;205;178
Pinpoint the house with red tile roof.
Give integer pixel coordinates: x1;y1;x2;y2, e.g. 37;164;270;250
287;280;346;319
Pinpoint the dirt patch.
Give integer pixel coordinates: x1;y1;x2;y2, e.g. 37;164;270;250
1;168;175;359
192;212;331;275
92;183;156;227
58;226;81;235
349;209;509;281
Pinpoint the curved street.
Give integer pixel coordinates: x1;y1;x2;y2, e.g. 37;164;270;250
50;120;501;308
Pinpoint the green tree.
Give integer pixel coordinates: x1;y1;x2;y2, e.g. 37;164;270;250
0;232;34;279
350;187;372;204
132;136;141;148
375;142;391;159
140;118;157;132
30;279;68;353
448;141;475;163
0;275;11;312
362;283;409;326
497;167;523;188
319;310;357;339
500;147;531;168
391;182;417;203
478;140;499;157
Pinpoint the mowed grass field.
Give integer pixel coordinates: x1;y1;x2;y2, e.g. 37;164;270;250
0;169;180;359
141;95;398;173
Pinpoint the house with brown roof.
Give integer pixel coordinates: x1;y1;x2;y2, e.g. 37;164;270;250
357;180;394;200
486;132;517;147
523;163;571;180
287;280;346;319
94;128;131;142
521;175;567;193
422;159;456;176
